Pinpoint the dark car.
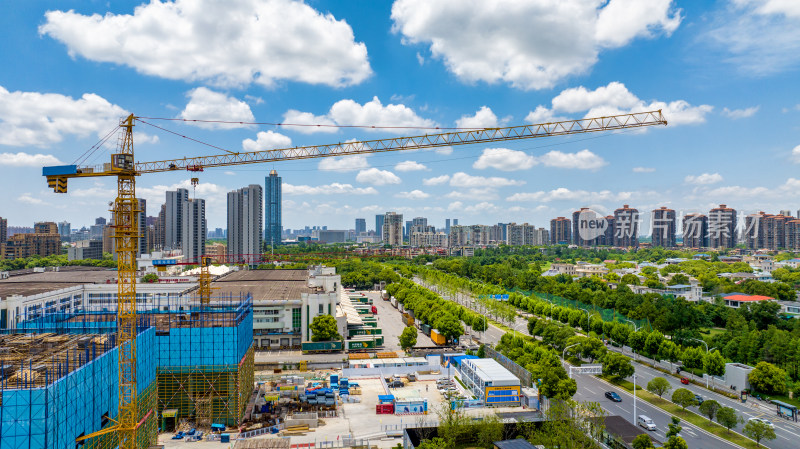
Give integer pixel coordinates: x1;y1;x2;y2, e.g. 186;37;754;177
694;394;704;405
605;391;622;402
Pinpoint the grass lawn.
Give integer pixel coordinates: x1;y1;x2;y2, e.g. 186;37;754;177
762;393;800;409
604;376;760;449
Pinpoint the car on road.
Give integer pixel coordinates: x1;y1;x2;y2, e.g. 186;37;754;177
680;377;690;385
694;394;704;405
748;417;775;429
637;415;657;431
605;391;622;402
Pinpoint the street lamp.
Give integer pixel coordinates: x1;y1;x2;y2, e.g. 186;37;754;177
624;319;640;360
633;372;637;424
562;342;581;368
689;338;710;389
512;322;525;340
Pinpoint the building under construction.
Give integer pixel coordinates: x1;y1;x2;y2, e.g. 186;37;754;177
1;293;254;448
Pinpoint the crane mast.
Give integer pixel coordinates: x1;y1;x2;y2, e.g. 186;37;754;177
44;110;666;448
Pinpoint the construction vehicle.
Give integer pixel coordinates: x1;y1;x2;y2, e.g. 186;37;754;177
43;110;666;448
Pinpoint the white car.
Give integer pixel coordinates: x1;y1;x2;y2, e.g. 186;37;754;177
748;417;775;429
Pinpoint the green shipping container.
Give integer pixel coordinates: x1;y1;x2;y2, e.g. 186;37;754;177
302;340;343;353
348;338;376;350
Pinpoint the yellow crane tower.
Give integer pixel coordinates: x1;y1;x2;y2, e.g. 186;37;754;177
44;110;666;448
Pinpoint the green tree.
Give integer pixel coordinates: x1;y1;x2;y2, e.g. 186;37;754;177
434;315;465;341
742;419;777;447
631;434;654;449
142;273;159;283
621;273;641;285
647;377;671;398
602;352;635;379
417;438;448;449
703;350;726;377
399;326;417;352
474;415;504;448
663;436;688;449
716;407;742;433
477;344;486;358
698;399;721;423
309;315;340;342
666;417;682;439
748;361;787;395
671;388;697;410
644;331;665;358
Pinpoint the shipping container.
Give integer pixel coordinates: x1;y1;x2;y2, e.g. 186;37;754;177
382;290;390;300
431;330;446;345
301;340;343;353
398;303;405;313
421;324;432;336
347;338;377;350
391;297;398;308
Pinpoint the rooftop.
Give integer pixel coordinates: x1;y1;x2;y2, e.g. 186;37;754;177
494;440;537;449
464;358;520;383
0;268;117;299
724;294;773;302
212;270;312;301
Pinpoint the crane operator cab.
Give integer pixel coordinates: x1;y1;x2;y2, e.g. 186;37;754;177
111;153;134;172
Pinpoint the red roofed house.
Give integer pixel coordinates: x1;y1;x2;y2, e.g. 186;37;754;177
722;293;773;308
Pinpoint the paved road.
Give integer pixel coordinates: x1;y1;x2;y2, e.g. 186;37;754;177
368;290;435;350
414;278;800;449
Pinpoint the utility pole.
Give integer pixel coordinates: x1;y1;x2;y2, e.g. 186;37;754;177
633;373;637;424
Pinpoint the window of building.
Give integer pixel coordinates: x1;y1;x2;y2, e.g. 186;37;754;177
292;308;301;331
318;304;323;314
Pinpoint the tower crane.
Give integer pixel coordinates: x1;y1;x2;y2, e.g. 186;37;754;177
43;110;666;448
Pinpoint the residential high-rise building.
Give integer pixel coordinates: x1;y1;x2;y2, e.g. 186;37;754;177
599;216;615;246
507;223;539;246
780;210;792;217
228;184;263;265
765;213;791;250
651;207;676;248
445;218;451;235
572;208;593;247
95;217;107;226
181;198;206;261
57;221;71;238
382;212;403;246
613;205;639;247
165;188;189;250
743;212;767;250
154;204;166;251
5;222;60;259
787;219;800;250
412;217;427;228
453;219;459;226
265;169;282;248
404;220;412;240
355;218;366;235
0;217;6;259
683;214;707;248
137;198;147;256
375;214;385;237
550;217;571;244
34;222;58;234
708;204;737;249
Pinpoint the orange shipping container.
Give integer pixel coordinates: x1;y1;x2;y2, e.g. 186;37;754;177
430;329;446;345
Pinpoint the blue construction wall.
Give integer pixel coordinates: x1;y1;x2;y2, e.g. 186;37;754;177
155;307;252;367
0;328;156;449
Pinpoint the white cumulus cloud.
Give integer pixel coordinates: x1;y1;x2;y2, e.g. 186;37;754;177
721;106;760;119
450;172;525;188
242;131;292;151
395;160;429;172
318;155;370;172
538;149;607;170
473;148;537;171
526;81;712;126
685;173;724;185
179;88;255;129
423;174;450;186
356;168;402;186
283;96;436;135
395;190;430;199
40;0;371;88
632;167;656;173
507;187;631;203
283;182;377;195
0;85;127;147
455;106;508;128
391;0;681;90
791;145;800;163
0;152;63;167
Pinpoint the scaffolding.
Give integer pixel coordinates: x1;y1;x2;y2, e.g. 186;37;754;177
157;345;254;427
0;329;157;449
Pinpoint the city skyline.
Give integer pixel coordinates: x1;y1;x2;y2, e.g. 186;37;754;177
1;2;799;230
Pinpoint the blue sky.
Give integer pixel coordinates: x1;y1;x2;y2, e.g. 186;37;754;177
1;0;799;232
